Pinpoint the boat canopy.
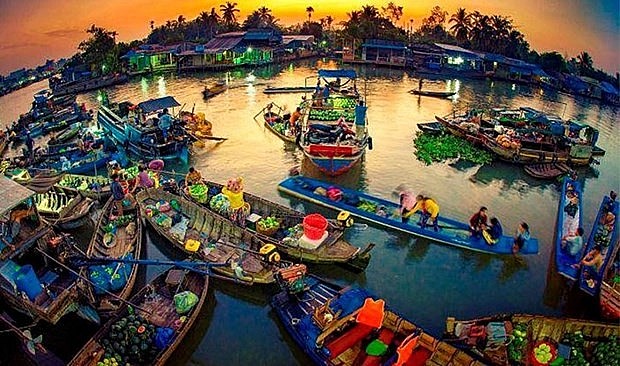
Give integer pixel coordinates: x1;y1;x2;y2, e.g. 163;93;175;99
137;96;181;114
318;69;357;79
0;178;35;214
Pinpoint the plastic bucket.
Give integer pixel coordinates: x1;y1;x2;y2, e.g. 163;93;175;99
303;214;328;240
15;265;43;301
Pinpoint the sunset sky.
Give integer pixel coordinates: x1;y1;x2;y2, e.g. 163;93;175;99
0;0;618;75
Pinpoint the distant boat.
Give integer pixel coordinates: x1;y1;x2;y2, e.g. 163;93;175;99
417;121;444;135
263;86;315;94
554;176;583;280
410;89;456;98
202;80;227;99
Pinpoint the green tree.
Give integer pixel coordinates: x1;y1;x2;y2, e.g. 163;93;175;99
449;8;470;43
77;25;117;74
382;2;403;24
539;52;567;73
577;51;593;74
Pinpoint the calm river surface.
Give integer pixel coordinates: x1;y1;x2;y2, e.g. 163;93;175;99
0;59;618;365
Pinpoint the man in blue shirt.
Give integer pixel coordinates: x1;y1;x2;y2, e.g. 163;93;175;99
111;173;126;215
354;100;368;137
158;108;173;140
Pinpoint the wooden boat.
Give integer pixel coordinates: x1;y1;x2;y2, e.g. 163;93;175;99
68;268;208;366
254;102;297;144
410;89;457;98
56;174;112;201
84;197;143;316
202;81;227;99
554;177;583;280
271;271;484;366
97;95;190;162
0;230;85;324
136;187;278;285
263;86;315;94
32;148;122;176
179;179;373;269
50;73;128;96
278;176;539;255
300;127;370;176
524;162;571;179
417;121;444;135
443;314;620;366
0;312;65;366
579;195;619;295
49;122;82;145
600;241;620;319
34;187;95;230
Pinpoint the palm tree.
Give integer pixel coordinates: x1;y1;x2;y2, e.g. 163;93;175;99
177;15;186;28
257;6;272;23
325;15;334;30
220;2;240;27
449;8;470;43
382;2;403;24
306;6;314;22
109;30;118;44
361;5;379;21
150;20;155;31
577;51;593;73
347;11;361;23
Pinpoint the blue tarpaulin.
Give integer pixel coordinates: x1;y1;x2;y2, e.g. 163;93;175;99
318;69;357;79
137;96;181;114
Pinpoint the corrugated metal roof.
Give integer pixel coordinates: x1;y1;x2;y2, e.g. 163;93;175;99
137;96;181;114
0;178;35;214
434;43;479;56
318;69;357;79
205;34;245;53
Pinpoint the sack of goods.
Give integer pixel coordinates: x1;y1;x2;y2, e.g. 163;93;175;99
154;214;172;229
209;193;230;215
173;290;199;314
189;184;208;204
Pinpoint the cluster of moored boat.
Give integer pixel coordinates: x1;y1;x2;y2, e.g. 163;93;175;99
0;71;617;366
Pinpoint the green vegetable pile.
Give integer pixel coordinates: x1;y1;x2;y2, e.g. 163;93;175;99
103;215;134;232
591;335;619;366
330;97;358;109
357;200;378;213
189;184;208;204
508;322;528;363
271;122;286;134
257;216;280;234
309;109;355;122
98;314;157;365
533;342;555;364
413;132;493;165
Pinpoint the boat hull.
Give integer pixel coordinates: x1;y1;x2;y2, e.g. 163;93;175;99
278;176;539;255
554;177;583;280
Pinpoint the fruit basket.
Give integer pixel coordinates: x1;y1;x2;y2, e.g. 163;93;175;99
530;339;558;366
256;216;280;236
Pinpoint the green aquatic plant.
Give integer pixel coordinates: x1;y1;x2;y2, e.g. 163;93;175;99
413;132;493;165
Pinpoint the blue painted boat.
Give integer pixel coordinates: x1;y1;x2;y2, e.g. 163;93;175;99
278;176;539;255
97;95;190;163
579;195;619;296
554;177;584;280
270;272;481;366
31;150;123;175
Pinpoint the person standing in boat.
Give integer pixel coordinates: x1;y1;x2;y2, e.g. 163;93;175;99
185;167;203;186
111;173;127;215
418;78;423;91
25;133;34;161
398;190;416;223
132;165;154;193
158;108;173;141
222;177;247;227
561;227;585;257
404;195;440;231
287;107;302;136
354;100;368;138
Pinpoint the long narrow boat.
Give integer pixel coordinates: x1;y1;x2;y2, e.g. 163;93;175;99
49;122;82;145
85;197;142;316
56;174;112;201
0;312;65;366
179;180;372;269
264;111;297;143
600;240;620;319
278;176;539;255
202;81;227;99
0;230;84;324
68;268;208;366
443;313;620;366
136;187;278;284
271;271;484;366
410;89;456;98
524;162;571;179
579;195;619;295
263;86;316;94
554;177;584;280
417;121;444;135
34;188;95;230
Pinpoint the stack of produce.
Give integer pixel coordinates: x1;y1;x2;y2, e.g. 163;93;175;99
531;341;556;365
103;215;134;232
89;254;134;294
507;323;528;363
357;199;378;213
413;132;493;165
209;193;230;215
188;184;208;204
271;122;286;134
495;133;521;149
309;109;355;121
559;331;619;366
257;216;280;236
330;97;357;109
97;313;158;365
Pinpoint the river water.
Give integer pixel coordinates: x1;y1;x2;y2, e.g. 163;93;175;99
0;60;618;365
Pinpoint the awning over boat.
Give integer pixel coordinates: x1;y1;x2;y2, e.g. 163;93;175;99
318;69;357;79
0;178;35;214
137;96;181;114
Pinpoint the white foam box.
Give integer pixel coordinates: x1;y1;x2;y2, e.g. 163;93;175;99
298;231;329;250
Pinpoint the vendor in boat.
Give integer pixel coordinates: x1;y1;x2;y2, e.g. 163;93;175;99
158;108;173;141
512;222;531;254
25;133;34;161
132;165;154;193
562;227;585;257
110;163;126;181
185;166;203;186
111;173;129;215
483;217;503;245
469;206;488;237
404;195;440;231
82;131;95;151
287;107;302;136
354;100;367;136
574;245;604;278
222;177;246;227
322;85;330;104
398;190;416;223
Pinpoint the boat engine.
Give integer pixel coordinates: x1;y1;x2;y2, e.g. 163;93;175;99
337;211;354;228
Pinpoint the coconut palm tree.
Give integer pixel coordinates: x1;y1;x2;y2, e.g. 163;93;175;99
177;15;186;26
220;2;240;27
150;20;155;31
361;5;380;21
449;8;470;43
577;51;593;73
325;15;334;30
382;2;403;24
306;6;314;22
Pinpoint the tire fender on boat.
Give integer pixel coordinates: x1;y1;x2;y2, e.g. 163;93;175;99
367;136;373;150
512;152;519;162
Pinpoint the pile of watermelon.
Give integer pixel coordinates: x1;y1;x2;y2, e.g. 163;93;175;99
99;314;157;365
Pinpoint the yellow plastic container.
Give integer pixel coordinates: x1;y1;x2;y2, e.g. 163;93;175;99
185;239;201;252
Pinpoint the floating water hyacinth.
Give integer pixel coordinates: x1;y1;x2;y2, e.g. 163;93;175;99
413;132;493;165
